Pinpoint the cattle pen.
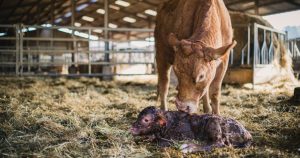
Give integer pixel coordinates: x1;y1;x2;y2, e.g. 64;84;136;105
0;0;299;157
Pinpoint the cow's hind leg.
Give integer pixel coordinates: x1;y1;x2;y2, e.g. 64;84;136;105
156;61;171;111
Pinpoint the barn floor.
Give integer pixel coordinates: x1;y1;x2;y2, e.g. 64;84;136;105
0;77;299;157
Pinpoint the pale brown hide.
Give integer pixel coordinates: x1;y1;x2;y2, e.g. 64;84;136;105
155;0;236;115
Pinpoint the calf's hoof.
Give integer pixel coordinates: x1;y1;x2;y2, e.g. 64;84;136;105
180;143;213;153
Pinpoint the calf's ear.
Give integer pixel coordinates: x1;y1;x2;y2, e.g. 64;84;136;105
157;112;167;126
205;40;237;61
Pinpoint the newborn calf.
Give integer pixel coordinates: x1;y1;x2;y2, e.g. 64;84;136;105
131;106;252;153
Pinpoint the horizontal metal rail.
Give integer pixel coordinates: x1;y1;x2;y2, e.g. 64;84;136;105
0;62;154;65
21;25;154;32
255;23;286;35
0;37;153;43
0;73;156;77
20;50;155;54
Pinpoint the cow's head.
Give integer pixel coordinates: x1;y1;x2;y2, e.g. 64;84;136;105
168;33;236;113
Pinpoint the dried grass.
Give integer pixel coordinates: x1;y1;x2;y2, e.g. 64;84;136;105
0;77;299;157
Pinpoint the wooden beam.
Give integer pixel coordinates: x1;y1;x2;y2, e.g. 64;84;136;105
62;1;154;28
226;0;254;6
0;1;37;10
35;1;68;25
22;0;41;24
287;0;300;7
234;0;284;14
255;0;259;14
4;0;23;24
71;0;76;26
51;0;55;24
0;0;4;8
141;0;160;7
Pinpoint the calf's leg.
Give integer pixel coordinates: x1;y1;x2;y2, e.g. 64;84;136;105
181;118;225;153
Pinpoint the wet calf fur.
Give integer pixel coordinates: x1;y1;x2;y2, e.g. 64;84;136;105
131;106;252;153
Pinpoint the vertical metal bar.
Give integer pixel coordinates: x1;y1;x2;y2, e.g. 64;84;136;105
50;0;54;63
247;24;250;65
292;40;294;59
28;53;31;73
26;30;30;73
263;30;266;64
241;48;244;65
71;0;76;66
15;25;19;76
292;41;294;58
293;41;295;59
253;23;258;88
88;29;91;75
127;31;131;63
270;33;273;64
296;41;298;59
230;49;233;65
104;0;109;62
20;24;23;76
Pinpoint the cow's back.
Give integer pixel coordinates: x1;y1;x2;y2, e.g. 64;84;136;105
155;0;233;63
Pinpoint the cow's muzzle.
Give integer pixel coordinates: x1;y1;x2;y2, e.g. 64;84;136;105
175;97;198;114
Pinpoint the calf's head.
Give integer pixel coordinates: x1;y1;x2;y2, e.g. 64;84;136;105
130;106;166;136
169;33;236;113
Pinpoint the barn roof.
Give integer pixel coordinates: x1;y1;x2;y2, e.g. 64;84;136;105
0;0;299;28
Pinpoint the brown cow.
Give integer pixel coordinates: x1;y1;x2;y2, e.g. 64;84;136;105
155;0;236;115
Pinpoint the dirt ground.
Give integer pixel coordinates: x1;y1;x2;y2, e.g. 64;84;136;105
0;77;299;157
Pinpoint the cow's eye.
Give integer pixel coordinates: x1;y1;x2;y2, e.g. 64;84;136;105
195;74;205;83
199;74;204;79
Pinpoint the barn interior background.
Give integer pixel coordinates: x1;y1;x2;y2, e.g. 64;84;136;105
0;0;299;157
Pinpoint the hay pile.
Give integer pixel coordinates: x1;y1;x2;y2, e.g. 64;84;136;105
0;77;299;157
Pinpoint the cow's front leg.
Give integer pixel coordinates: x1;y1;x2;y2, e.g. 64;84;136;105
203;91;211;113
157;62;171;111
209;57;229;115
209;86;221;115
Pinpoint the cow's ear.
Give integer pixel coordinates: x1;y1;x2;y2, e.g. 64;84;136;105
205;40;237;61
168;33;180;46
180;39;194;56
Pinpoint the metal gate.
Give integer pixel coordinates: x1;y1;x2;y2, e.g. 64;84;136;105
0;24;155;77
